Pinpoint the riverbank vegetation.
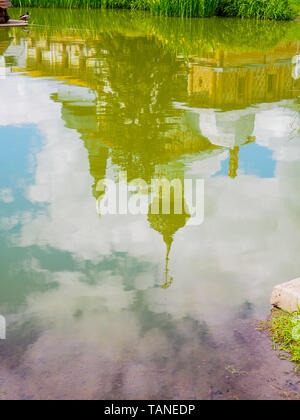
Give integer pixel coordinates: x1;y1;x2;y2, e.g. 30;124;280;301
9;8;300;58
218;0;297;20
259;309;300;366
12;0;298;20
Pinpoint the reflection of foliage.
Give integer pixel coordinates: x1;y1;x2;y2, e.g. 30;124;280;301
10;8;299;185
93;32;186;182
148;13;299;58
0;27;10;56
34;21;217;192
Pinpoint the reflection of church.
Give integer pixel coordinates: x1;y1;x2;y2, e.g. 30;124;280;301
8;29;300;287
188;44;300;108
11;32;300;181
178;43;300;178
148;187;190;289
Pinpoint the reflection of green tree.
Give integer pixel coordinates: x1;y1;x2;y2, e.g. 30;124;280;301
47;32;207;290
15;8;300;58
94;33;186;183
48;30;218;188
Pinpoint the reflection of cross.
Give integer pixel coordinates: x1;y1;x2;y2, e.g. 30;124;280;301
161;240;173;290
161;276;173;290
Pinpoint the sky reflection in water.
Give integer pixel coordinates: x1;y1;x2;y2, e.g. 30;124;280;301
0;9;300;399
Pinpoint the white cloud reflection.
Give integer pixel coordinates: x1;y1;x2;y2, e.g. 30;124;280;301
5;75;300;318
0;188;14;203
1;74;300;399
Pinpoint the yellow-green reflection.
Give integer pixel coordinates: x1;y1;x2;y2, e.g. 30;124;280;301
3;8;300;289
1;8;300;400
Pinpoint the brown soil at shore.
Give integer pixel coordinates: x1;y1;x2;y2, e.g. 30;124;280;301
0;317;299;400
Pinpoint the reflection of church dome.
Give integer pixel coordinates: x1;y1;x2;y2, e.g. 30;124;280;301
179;105;258;179
214;112;255;147
148;211;188;248
148;193;190;289
182;107;255;149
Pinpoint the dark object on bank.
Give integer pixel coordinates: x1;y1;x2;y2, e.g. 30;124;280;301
0;1;12;24
20;11;30;22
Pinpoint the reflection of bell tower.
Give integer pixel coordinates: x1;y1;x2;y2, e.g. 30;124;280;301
228;136;256;179
228;146;239;179
148;180;190;289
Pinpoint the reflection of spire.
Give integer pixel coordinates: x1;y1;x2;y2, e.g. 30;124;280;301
162;234;173;290
148;190;190;289
228;146;239;179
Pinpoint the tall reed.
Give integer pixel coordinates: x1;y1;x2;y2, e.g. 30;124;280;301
149;0;219;17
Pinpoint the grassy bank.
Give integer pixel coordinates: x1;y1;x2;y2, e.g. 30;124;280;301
259;309;300;366
12;0;297;20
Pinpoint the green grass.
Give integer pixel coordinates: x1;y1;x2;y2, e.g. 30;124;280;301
11;0;297;19
258;308;300;365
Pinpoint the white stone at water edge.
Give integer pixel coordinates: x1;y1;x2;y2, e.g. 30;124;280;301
271;278;300;312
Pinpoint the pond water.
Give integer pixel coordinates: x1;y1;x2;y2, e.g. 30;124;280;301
0;9;300;400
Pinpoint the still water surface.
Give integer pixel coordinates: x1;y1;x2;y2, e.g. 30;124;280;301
0;9;300;399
